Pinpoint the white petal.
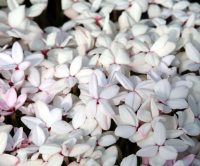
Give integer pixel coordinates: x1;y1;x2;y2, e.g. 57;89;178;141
72;110;86;129
115;125;135;139
159;146;177;160
0;154;18;166
0;132;8;154
69;144;91;157
165;139;189;152
155;79;171;101
26;3;47;17
33;101;50;125
21;116;44;130
85;99;97;118
31;126;46;146
184;122;200;136
51;120;73;135
89;74;99;98
28;67;40;87
11;70;24;84
96;108;111;130
98;134;117;147
39;144;61;156
137;109;152;122
169;86;189;99
98;99;116;117
125;92;141;112
49;108;62;126
167;99;188;109
99;49;114;66
76;68;93;84
54;64;69;78
0;53;15;67
115;48;130;65
153;121;166;146
47;153;64;166
70;56;82;76
185;42;200;63
115;72;133;91
101;146;118;166
128;1;142;22
12;42;23;64
120;154;137;166
151;35;168;53
100;85;119;99
119;105;138;126
136;146;158;157
8;5;25;27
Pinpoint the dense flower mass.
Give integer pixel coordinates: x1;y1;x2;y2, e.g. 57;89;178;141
0;0;199;165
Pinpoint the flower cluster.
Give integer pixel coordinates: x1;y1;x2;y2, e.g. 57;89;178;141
0;0;199;165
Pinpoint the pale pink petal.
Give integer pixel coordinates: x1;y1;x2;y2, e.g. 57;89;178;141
15;93;27;109
5;88;17;108
0;132;8;154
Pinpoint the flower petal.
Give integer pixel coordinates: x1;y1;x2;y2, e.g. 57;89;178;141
12;42;23;64
0;132;8;154
155;79;171;101
153;121;166;146
136;145;158;157
159;146;177;160
121;154;137;166
70;56;82;76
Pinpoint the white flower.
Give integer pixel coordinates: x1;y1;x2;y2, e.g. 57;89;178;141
79;73;119;130
154;79;189;113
